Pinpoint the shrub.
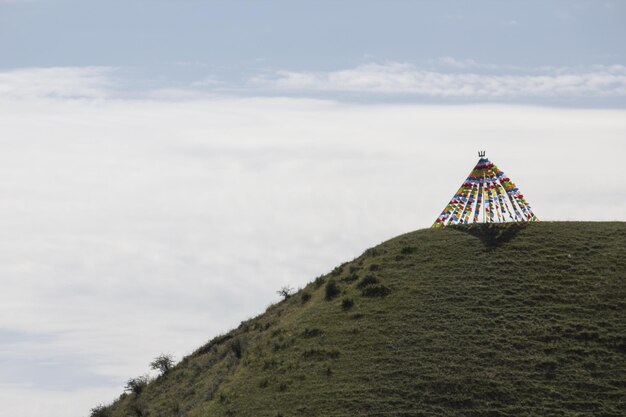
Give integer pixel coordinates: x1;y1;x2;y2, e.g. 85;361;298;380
301;291;311;304
331;265;343;276
150;353;174;375
302;328;323;338
356;275;379;289
90;404;110;417
401;246;417;255
124;375;149;395
325;279;340;300
369;264;380;271
344;273;359;283
276;285;294;300
341;298;354;310
303;349;340;360
361;285;391;297
230;338;243;358
130;403;147;417
314;275;325;288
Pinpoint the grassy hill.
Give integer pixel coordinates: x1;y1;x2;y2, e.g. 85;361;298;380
97;222;626;417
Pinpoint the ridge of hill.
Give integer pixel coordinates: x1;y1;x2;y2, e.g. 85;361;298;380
97;222;626;417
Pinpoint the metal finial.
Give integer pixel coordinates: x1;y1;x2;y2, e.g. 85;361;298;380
478;150;486;157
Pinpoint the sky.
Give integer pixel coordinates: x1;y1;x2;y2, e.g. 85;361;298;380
1;1;625;416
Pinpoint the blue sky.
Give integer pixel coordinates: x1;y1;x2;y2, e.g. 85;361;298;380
3;0;624;68
2;0;626;105
0;1;625;416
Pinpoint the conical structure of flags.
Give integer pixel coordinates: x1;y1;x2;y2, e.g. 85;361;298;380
432;153;538;228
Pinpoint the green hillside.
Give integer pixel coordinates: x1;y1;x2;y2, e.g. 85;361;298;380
97;222;626;417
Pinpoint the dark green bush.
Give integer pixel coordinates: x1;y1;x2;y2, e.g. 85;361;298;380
230;338;243;358
344;273;359;283
401;246;417;254
277;285;294;300
150;353;174;375
302;349;340;360
361;285;391;297
314;275;325;288
301;291;311;304
124;375;149;395
90;404;110;417
342;298;354;310
356;275;379;289
325;279;340;300
130;403;147;417
302;328;323;338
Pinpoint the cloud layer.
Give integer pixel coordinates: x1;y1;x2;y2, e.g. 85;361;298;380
251;62;626;98
0;67;625;416
4;64;626;102
0;67;113;100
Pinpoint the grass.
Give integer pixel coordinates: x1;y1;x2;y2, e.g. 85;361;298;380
100;222;626;417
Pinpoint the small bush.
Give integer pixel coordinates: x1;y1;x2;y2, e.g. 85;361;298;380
90;404;110;417
314;275;325;288
230;338;243;358
302;328;323;338
356;275;379;289
401;246;417;255
303;349;340;360
325;279;340;300
124;375;149;395
369;264;380;271
130;403;147;417
344;273;359;283
331;265;343;276
342;298;354;310
301;291;311;304
277;285;294;300
361;285;391;297
150;353;174;375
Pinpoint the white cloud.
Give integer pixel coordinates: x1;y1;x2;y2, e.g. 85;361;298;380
0;385;117;417
0;67;625;416
250;62;626;98
0;67;113;100
435;56;482;69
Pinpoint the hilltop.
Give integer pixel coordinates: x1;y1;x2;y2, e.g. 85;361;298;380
97;222;626;417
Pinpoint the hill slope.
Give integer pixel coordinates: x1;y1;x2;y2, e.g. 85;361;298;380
100;222;626;417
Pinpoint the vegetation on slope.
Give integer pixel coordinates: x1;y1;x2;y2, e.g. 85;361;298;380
96;222;626;417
